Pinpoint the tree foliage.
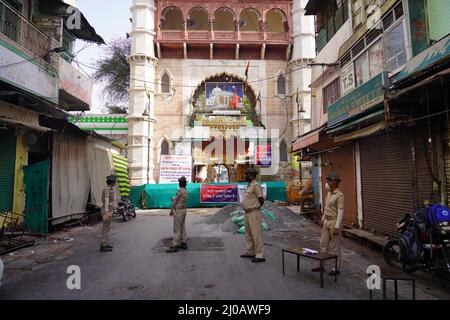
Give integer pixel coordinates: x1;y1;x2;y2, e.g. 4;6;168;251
94;38;130;111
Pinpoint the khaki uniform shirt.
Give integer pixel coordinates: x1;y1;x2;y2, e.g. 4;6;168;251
242;180;264;212
174;188;189;210
322;188;345;229
102;185;117;213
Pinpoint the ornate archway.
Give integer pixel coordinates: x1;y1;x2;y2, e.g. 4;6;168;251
189;72;260;128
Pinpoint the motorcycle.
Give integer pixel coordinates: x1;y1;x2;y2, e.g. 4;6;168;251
383;208;450;288
115;197;137;222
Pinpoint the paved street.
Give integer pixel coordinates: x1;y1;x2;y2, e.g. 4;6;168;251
0;209;449;300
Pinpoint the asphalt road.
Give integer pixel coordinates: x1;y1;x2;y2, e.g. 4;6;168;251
0;210;449;300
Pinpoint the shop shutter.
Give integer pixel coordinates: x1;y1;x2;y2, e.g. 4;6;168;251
414;125;434;207
444;128;450;207
0;131;17;212
427;0;450;42
321;143;359;227
360;129;414;236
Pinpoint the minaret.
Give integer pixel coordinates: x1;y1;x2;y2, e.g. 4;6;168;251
128;0;157;185
290;0;316;138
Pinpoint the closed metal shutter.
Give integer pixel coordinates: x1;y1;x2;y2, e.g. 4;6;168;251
444;128;450;207
321;143;358;227
414;125;435;207
360;129;414;236
427;0;450;42
0;130;17;212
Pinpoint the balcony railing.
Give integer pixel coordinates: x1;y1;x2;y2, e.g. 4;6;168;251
158;30;291;44
0;0;57;59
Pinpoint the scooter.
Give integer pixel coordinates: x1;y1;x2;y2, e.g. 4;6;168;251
383;211;450;288
116;197;137;222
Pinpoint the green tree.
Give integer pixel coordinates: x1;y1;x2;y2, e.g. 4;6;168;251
94;38;130;112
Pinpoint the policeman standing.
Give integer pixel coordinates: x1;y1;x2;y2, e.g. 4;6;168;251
240;168;266;263
167;176;189;253
100;175;117;252
312;172;344;276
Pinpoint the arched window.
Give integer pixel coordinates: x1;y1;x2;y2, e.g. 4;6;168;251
161;73;171;93
161;7;184;30
280;141;288;162
161;140;170;155
266;9;287;32
239;8;261;32
188;7;209;30
214;8;235;31
277;74;286;95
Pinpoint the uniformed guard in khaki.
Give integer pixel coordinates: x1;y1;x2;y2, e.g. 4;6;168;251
242;180;265;259
101;178;117;249
320;174;345;272
172;187;189;247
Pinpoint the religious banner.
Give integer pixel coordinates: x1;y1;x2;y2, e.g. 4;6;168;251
159;155;192;184
200;184;239;204
256;145;272;167
205;82;245;111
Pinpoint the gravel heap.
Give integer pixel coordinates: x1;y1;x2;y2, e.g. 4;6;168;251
202;202;300;233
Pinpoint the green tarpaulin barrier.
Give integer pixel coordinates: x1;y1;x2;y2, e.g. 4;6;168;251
130;181;287;209
112;154;130;197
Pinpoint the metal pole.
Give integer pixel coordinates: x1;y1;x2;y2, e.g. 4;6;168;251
299;159;303;215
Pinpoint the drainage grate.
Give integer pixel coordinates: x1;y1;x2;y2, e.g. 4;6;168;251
153;237;225;252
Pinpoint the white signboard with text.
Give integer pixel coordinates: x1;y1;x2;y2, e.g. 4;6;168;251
159;155;192;184
340;63;355;96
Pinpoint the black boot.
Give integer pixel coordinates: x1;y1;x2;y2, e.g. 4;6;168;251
178;242;188;250
100;246;113;252
166;246;179;253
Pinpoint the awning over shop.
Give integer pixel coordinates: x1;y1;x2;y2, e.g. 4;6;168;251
112;154;130;197
39;0;105;44
327;108;385;134
304;0;326;15
0;117;54;132
292;125;326;151
393;34;450;89
333;121;386;143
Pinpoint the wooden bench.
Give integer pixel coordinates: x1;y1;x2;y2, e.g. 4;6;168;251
342;228;389;250
282;247;338;288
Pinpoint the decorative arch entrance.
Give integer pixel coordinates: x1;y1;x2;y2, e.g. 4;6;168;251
190;73;262;183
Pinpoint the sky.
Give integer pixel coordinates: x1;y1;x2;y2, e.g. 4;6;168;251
74;0;132;114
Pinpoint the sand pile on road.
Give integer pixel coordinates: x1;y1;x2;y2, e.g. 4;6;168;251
201;202;300;232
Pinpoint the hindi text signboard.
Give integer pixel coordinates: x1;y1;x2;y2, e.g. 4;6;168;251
159;155;192;184
200;184;239;204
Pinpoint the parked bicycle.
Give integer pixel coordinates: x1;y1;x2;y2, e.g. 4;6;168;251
383;205;450;288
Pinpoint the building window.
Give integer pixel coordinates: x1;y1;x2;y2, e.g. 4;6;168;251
240;8;261;32
214;8;235;31
340;3;406;88
280;141;288;162
161;73;171;93
161;6;184;30
161;140;170;155
187;7;209;31
315;0;349;53
277;74;286;95
383;22;406;72
323;78;341;114
266;8;287;33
